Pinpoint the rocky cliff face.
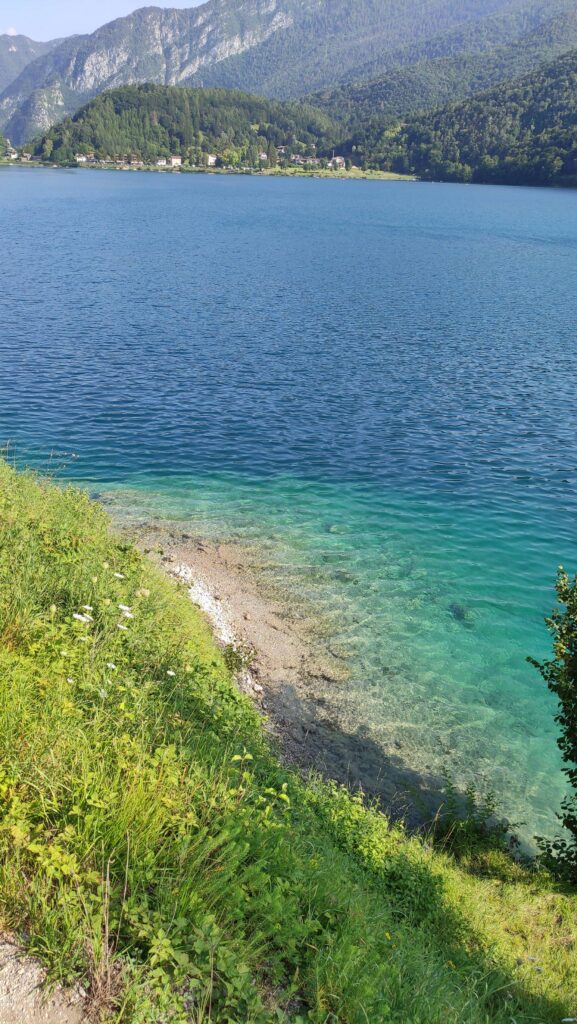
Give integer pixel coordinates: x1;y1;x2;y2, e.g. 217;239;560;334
0;34;59;94
0;1;297;143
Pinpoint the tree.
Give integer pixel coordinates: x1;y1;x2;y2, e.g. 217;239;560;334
530;568;577;881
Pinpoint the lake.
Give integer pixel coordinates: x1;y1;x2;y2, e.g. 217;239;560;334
2;166;576;839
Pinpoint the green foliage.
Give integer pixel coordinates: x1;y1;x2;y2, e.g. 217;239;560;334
530;568;577;882
0;462;574;1022
33;84;338;167
358;48;577;186
312;8;577;130
432;771;516;860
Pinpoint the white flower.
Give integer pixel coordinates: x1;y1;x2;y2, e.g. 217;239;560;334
67;678;74;684
117;624;128;631
73;613;90;623
118;604;132;612
113;572;125;579
106;662;117;670
167;670;176;677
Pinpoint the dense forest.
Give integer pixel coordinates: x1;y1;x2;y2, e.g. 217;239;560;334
312;10;577;129
349;48;577;186
33;85;339;167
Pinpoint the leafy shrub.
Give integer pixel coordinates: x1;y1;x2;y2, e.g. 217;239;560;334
530;567;577;882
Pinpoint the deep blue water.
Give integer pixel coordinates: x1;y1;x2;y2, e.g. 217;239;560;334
1;166;577;837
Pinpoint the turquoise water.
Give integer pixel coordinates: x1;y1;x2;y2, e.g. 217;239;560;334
1;167;577;838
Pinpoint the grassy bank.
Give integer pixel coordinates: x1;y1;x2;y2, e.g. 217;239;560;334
0;463;575;1022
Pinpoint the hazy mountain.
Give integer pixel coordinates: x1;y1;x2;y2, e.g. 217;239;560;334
0;34;60;95
4;0;576;145
312;8;577;128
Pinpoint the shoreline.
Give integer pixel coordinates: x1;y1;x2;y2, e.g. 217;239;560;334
131;521;446;830
1;160;415;183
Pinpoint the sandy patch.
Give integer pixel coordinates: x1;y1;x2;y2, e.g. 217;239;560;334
0;939;86;1024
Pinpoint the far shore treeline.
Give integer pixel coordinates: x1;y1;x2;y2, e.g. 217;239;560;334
14;46;577;187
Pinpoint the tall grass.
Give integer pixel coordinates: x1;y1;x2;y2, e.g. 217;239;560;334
0;462;574;1022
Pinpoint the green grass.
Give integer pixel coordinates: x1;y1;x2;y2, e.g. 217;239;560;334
0;462;575;1022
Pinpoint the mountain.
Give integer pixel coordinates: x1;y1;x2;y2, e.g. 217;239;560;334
312;9;577;128
360;48;577;186
32;83;338;165
4;0;577;146
0;34;59;95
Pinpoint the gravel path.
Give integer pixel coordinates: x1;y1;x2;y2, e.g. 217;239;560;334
0;940;86;1024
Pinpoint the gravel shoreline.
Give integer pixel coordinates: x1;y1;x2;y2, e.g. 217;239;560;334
133;523;444;828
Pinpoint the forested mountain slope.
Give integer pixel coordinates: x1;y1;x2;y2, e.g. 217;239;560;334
359;48;577;186
4;0;577;146
312;9;577;129
33;84;338;165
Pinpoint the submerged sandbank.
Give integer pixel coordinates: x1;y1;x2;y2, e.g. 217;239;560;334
130;522;449;829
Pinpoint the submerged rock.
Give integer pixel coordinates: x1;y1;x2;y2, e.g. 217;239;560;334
449;602;473;627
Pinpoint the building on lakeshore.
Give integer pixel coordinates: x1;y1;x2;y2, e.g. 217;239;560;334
170;155;183;167
206;154;217;166
156;157;167;167
328;156;346;170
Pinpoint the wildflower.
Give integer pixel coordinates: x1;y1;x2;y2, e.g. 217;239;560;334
106;662;117;670
91;576;98;583
167;670;176;677
102;561;110;569
49;604;57;617
117;624;128;631
103;598;111;606
67;678;74;684
73;613;90;623
385;932;391;941
118;604;132;612
137;588;151;598
122;611;134;619
113;572;125;579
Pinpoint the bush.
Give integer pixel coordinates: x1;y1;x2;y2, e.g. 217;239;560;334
530;567;577;882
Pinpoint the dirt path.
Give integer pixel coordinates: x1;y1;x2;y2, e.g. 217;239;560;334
0;939;86;1024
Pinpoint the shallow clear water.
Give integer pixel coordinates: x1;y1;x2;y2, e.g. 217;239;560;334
1;166;577;838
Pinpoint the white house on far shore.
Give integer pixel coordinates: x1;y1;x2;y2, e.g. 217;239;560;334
156;157;167;167
206;154;217;166
170;155;182;167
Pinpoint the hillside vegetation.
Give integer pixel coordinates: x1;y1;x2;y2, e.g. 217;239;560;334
33;84;339;167
312;9;577;129
4;0;577;145
0;461;576;1022
352;48;577;187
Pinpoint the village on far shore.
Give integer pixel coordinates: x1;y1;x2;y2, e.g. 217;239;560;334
3;137;349;173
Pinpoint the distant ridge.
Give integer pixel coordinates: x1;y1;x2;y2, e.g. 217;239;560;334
4;0;577;145
0;34;60;95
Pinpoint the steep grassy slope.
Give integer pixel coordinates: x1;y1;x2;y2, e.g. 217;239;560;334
0;461;575;1022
